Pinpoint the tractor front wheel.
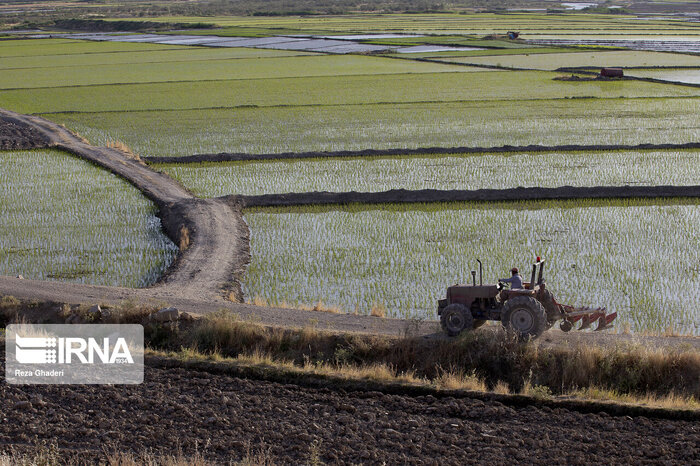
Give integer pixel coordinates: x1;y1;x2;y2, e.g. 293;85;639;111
440;304;473;337
502;296;547;340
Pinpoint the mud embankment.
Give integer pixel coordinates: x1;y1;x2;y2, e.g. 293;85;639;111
156;196;250;302
557;67;700;88
231;185;700;208
146;142;700;164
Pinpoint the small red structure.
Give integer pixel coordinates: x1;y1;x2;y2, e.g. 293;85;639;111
600;67;624;78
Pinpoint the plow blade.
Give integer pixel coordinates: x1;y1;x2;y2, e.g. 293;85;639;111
595;311;618;331
560;305;616;332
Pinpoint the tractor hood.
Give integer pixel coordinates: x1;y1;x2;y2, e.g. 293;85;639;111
448;284;500;300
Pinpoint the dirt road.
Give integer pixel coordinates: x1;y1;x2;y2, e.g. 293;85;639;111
3;276;700;350
0;109;249;302
1;352;697;464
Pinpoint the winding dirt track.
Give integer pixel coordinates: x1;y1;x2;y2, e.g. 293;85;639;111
0;109;249;302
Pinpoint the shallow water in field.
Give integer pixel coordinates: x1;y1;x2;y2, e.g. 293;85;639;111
629;69;700;85
244;201;700;334
526;38;700;53
0;150;178;287
56;97;700;158
161;150;700;197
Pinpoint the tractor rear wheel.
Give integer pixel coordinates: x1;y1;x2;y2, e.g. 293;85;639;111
440;304;473;337
501;296;547;340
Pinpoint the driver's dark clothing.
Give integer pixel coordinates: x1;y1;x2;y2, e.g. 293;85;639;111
500;274;523;289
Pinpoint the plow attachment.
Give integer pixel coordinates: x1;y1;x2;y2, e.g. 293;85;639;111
559;304;617;332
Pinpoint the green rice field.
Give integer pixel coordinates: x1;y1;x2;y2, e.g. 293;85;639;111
437;50;700;70
0;150;178;287
0;39;697;161
6;67;696;115
0;43;315;70
385;47;586;59
244;200;700;334
159;150;700;197
0;39;188;57
0;38;694;161
0;19;698;335
144;13;700;38
0;52;478;90
56;98;700;157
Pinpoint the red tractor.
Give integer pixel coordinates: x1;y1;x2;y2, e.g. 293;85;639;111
437;258;616;339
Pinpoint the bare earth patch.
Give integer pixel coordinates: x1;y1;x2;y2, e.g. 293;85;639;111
0;115;50;150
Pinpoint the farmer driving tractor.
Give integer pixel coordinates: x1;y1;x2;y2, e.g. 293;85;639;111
437;258;617;338
499;267;523;289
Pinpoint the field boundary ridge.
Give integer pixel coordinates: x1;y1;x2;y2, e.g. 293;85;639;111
146;355;700;422
146;142;700;164
231;185;700;207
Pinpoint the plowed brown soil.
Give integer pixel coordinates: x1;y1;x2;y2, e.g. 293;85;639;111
1;355;697;464
0;114;50;150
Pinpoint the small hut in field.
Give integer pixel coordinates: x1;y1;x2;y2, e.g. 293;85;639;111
600;67;624;78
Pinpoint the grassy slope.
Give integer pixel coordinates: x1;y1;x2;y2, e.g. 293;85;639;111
1;300;698;411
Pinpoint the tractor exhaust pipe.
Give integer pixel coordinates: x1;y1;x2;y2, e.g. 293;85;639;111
530;264;537;290
476;259;483;285
538;259;545;285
